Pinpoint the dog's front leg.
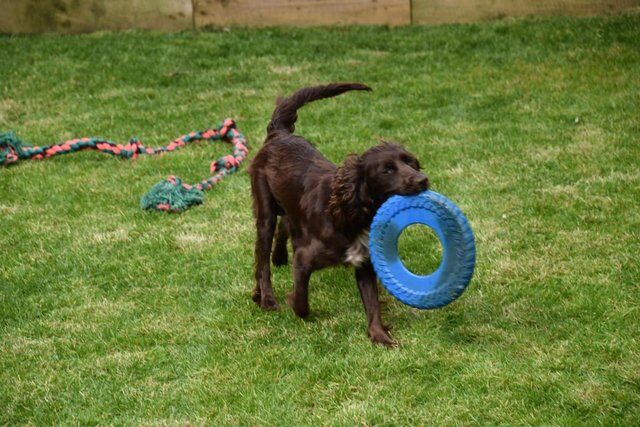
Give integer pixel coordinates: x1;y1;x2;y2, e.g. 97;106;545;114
271;216;290;266
355;262;396;347
287;246;313;318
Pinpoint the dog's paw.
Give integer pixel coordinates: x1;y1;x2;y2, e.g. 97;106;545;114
271;250;288;267
251;289;261;303
368;327;397;348
260;295;280;311
286;293;309;318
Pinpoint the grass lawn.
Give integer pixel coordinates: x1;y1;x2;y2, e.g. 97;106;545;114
1;12;639;425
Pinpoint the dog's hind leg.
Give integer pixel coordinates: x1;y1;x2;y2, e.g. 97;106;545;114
251;174;279;310
272;216;290;266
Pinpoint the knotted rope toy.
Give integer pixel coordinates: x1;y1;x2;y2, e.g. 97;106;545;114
0;118;248;213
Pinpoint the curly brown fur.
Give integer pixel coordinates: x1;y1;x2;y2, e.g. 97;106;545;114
249;83;429;347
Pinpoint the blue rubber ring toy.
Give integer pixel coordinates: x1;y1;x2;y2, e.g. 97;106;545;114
369;191;476;309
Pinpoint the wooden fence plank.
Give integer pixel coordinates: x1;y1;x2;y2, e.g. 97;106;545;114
411;0;640;25
1;0;637;34
195;0;411;28
0;0;193;34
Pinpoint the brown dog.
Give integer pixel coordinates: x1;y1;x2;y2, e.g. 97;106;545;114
249;83;429;346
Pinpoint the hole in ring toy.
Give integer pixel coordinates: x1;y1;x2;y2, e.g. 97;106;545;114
369;191;476;309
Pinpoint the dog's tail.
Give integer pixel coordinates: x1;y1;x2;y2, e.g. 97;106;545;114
267;83;372;135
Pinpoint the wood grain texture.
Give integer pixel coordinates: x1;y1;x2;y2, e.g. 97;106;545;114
0;0;193;34
195;0;411;27
411;0;640;24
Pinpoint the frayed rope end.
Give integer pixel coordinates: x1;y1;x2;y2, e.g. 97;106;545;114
140;176;204;213
0;131;26;166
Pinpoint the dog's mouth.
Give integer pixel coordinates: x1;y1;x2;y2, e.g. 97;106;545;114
399;177;430;195
397;187;425;196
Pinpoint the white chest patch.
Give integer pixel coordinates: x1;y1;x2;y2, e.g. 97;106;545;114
344;230;370;267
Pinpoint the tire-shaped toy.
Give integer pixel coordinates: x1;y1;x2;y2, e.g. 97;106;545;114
369;191;476;309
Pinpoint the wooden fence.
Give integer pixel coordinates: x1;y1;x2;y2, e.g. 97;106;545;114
1;0;638;33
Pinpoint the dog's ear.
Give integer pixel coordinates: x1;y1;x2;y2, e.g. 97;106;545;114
329;155;372;229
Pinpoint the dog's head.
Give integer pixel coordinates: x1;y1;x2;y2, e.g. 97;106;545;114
360;142;429;203
329;142;429;228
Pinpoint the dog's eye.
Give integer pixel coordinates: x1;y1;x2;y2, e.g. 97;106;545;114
383;164;396;174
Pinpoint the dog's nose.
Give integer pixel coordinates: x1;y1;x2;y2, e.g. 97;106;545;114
418;175;430;190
